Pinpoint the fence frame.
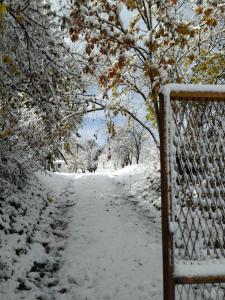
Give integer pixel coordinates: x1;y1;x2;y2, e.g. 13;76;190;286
159;85;225;300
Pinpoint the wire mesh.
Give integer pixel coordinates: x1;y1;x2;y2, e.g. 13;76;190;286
163;95;225;299
176;283;225;300
170;99;225;262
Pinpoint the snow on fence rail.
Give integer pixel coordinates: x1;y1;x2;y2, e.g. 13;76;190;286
159;84;225;300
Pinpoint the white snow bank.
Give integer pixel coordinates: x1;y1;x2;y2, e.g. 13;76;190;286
111;163;161;211
111;163;152;177
0;171;76;300
175;261;225;277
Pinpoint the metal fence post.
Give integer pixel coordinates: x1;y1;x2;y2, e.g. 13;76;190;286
159;93;175;300
159;85;225;300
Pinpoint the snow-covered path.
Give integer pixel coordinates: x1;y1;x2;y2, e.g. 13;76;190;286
59;173;163;300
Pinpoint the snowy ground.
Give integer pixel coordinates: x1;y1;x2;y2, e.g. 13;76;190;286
0;164;162;300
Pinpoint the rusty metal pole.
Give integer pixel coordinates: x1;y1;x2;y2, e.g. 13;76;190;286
159;93;175;300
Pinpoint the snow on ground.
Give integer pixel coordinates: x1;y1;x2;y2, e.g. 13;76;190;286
112;163;161;210
0;172;50;299
0;164;162;300
0;171;77;300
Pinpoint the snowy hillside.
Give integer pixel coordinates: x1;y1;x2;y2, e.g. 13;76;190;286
0;164;162;300
0;171;75;300
113;163;161;211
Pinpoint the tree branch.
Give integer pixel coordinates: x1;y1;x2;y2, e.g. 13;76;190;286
87;99;159;148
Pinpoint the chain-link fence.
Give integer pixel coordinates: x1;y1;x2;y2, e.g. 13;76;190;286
159;86;225;300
